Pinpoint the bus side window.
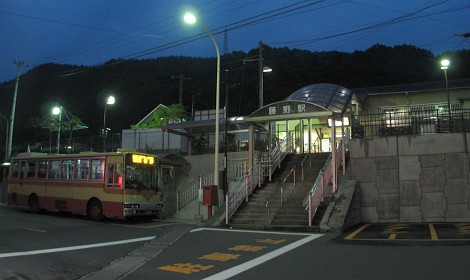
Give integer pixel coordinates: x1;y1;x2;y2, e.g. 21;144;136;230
61;159;74;180
38;159;47;179
37;160;48;179
48;160;60;180
91;159;104;180
75;159;90;180
25;160;37;179
11;161;19;179
106;164;121;188
20;161;27;179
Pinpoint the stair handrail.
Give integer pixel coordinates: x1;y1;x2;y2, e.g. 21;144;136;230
225;159;262;224
265;164;297;220
300;152;311;182
176;172;213;212
304;141;343;226
270;136;288;180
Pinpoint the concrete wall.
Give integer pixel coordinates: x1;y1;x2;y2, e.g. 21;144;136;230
170;151;254;220
349;133;470;223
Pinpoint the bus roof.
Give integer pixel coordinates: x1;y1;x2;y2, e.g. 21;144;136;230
12;151;156;159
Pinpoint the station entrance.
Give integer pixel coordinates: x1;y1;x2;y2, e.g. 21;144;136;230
245;83;356;158
162;83;358;222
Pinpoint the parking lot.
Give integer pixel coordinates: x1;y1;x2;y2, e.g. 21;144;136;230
343;223;470;241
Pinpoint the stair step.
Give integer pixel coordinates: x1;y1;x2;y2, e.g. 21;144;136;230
227;153;331;231
274;214;309;220
229;218;271;225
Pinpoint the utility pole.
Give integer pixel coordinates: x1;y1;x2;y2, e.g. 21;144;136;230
258;41;263;109
7;61;27;161
172;75;192;105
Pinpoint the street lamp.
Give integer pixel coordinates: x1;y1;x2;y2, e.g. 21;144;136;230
52;106;62;153
103;96;115;152
184;12;221;187
440;59;451;113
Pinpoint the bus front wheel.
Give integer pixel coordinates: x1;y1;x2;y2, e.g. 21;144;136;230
29;194;41;214
87;200;104;221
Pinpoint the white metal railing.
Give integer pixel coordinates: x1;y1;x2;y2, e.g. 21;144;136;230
176;173;213;212
227;158;247;180
225;159;263;224
259;155;271;177
265;164;297;220
224;135;291;224
305;142;342;226
269;137;288;181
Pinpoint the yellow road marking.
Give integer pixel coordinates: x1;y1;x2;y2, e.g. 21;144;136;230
228;245;266;252
428;224;438;240
158;263;214;275
256;238;286;245
456;224;470;234
199;252;241;262
344;224;369;240
384;224;408;234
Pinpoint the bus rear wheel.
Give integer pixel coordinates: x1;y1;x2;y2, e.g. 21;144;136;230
29;194;41;214
87;200;104;221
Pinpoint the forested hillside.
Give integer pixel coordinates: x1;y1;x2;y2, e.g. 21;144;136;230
1;43;469;145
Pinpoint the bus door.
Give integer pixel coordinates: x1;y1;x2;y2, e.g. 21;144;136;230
105;156;124;216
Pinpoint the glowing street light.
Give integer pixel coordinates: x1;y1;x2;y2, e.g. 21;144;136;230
184;12;221;187
103;96;115;152
52;106;62;153
440;59;451;113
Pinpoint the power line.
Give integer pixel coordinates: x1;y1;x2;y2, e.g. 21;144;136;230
0;10;163;39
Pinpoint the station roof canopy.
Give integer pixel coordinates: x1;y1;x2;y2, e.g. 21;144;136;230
246;83;354;122
162;83;354;135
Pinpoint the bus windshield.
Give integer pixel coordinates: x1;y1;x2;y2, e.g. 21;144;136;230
125;165;157;190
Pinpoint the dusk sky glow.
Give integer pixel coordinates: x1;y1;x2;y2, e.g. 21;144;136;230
0;0;469;83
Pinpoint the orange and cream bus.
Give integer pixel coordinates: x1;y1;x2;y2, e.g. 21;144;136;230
7;151;162;221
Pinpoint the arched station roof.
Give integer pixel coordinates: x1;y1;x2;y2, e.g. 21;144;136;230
286;83;353;113
246;83;353;122
163;83;354;135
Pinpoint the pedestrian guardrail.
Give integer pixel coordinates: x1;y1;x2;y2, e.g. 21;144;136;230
176;173;213;212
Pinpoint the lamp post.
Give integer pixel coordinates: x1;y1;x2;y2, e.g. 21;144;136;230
184;12;221;187
103;96;115;152
440;59;451;113
52;106;62;153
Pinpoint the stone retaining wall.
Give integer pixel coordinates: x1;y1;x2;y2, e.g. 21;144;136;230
349;133;470;223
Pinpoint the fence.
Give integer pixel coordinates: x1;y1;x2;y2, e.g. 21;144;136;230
352;109;470;138
225;159;263;224
305;142;342;226
176;173;213;212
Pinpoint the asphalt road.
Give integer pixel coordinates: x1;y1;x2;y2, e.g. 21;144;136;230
126;227;470;280
2;205;470;280
0;205;180;279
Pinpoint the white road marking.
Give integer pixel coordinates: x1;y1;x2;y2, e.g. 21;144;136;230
190;227;314;236
21;227;47;233
202;233;322;280
0;236;155;259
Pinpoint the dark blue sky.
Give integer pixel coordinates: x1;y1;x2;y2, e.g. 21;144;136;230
0;0;469;83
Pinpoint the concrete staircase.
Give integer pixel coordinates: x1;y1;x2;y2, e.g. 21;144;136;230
228;153;330;231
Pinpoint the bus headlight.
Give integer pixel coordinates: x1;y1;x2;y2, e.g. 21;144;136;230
124;204;140;209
